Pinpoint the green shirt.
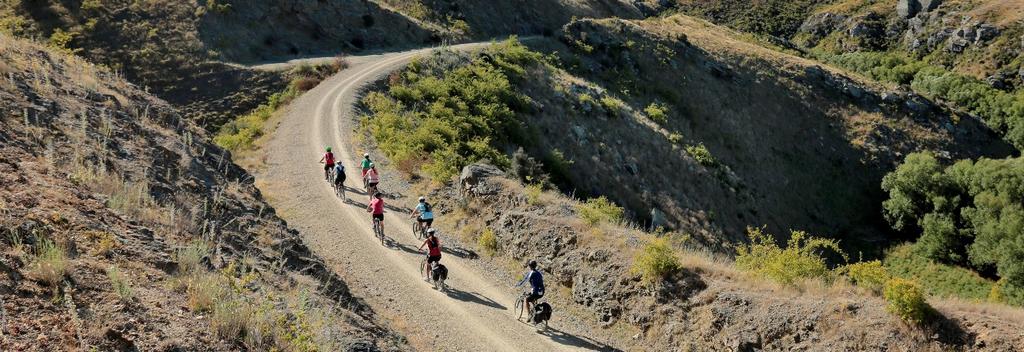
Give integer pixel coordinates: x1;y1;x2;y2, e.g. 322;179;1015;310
361;158;372;169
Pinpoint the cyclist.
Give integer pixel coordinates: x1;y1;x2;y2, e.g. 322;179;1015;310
515;260;545;317
333;162;346;196
360;153;373;178
319;147;336;180
364;163;380;197
367;192;385;231
418;228;442;281
410;196;434;235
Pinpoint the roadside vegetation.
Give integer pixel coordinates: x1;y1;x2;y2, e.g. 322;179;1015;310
215;58;348;152
360;38;543;181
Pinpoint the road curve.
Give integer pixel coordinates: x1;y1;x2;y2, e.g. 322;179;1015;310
257;43;609;351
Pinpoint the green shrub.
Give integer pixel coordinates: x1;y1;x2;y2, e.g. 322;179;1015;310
685;143;717;167
186;273;228;312
632;237;682;284
842;260;889;294
478;228;498;256
884;278;931;324
882;154;1024;291
599;96;624;115
736;227;846;285
884;243;1012;304
576;196;625;226
525;184;543;205
106;266;134;302
212;298;251;340
361;38;541;181
27;237;68;288
644;102;669;124
543;149;573;183
176;241;209;275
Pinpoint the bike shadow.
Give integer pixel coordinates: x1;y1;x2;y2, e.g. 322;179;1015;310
444;287;506;310
393;242;423;256
538;326;620;351
441;245;479;260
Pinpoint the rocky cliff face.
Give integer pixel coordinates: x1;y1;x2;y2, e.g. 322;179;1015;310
795;0;1024;87
0;34;401;350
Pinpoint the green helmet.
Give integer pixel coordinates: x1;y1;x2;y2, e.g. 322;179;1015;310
326;146;332;152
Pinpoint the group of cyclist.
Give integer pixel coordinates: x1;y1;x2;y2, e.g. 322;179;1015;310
318;146;547;324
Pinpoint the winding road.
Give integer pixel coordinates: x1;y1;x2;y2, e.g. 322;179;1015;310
256;44;612;351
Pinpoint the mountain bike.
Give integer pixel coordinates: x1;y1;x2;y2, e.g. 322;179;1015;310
324;164;335;182
514;291;549;328
334;180;346;202
411;220;426;240
372;216;385;245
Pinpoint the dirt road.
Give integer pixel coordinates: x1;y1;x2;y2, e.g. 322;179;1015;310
258;43;611;351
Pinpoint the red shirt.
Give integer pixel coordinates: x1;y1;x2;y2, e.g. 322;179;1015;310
324;152;335;165
369;198;385;215
426;237;441;256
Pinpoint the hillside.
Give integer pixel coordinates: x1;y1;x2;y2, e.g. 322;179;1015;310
0;34;402;350
0;0;648;133
359;18;1011;253
347;37;1024;351
429;162;1024;351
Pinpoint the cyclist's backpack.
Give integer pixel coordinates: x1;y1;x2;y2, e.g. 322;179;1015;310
431;263;448;282
532;302;552;324
423;202;432;213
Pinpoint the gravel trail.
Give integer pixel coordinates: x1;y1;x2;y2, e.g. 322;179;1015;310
258;43;606;351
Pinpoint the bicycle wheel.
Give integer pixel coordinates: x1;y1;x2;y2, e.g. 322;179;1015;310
514;295;525;320
411;221;418;238
377;222;385;245
420;258;428;279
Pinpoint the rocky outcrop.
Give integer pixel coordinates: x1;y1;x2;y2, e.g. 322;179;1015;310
898;0;943;18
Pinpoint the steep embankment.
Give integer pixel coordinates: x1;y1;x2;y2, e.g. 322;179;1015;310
1;0;647;132
541;16;1010;250
0;34;401;350
427;165;1024;351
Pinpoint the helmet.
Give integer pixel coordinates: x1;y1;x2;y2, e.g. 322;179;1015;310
527;260;537;269
363;153;370;158
427;228;436;234
369;163;375;168
326;146;332;152
374;192;383;198
418;196;425;202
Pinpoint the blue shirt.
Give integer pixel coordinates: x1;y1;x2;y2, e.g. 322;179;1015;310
518;270;544;294
416;203;434;219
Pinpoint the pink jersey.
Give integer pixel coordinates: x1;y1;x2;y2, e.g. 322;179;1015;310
369;198;385;215
365;169;380;183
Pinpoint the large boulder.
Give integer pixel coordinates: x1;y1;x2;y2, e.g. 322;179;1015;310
797;13;847;46
459;163;505;195
897;0;942;19
897;0;922;19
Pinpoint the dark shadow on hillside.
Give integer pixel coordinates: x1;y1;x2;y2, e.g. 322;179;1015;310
196;0;437;64
539;327;621;351
520;25;1013;255
444;287;506;310
926;309;970;346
